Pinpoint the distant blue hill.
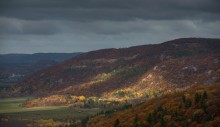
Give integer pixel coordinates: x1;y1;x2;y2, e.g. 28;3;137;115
0;53;81;64
0;52;81;87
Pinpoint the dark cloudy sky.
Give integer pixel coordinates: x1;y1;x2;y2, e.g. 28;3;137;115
0;0;220;54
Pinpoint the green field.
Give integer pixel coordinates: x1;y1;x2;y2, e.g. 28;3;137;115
0;97;100;121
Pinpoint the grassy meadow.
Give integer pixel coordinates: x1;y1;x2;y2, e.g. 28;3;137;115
0;97;100;126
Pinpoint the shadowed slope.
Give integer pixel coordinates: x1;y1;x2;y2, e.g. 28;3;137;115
9;38;220;98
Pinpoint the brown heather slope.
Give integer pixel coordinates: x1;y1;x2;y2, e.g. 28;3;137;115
7;38;220;98
87;82;220;127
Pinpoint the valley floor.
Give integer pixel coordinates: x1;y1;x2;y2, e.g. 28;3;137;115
0;97;100;127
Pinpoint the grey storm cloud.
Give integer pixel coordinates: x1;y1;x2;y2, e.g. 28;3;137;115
0;0;220;54
0;17;60;35
1;0;220;21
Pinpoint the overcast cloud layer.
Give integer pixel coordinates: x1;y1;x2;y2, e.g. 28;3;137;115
0;0;220;54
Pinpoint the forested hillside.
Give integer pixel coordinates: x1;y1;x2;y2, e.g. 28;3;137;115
10;38;219;99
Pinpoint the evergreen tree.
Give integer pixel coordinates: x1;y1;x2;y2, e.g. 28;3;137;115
114;119;120;127
203;91;208;100
133;114;139;127
205;113;213;121
147;113;153;124
81;116;89;127
194;93;201;104
178;102;182;109
185;99;192;108
201;100;207;111
182;95;186;103
161;117;167;127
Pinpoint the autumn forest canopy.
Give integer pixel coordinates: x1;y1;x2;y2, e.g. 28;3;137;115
0;0;220;127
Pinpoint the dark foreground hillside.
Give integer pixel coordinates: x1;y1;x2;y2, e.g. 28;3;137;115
87;82;220;127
